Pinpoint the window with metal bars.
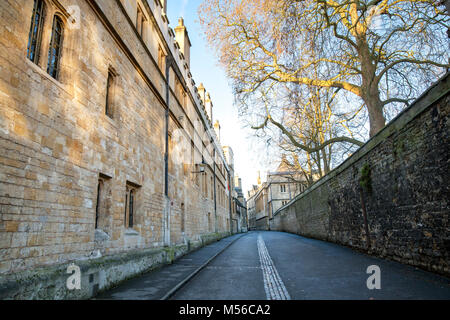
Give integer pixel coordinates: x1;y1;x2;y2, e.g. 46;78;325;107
27;0;45;64
47;15;64;79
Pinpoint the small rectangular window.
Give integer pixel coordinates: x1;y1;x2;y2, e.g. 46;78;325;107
105;69;116;118
158;45;166;74
47;16;64;79
95;174;112;231
136;5;147;38
211;177;213;199
124;182;140;228
175;75;186;108
168;134;174;175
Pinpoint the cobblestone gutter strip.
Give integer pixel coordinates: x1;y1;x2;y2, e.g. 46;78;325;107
160;233;245;300
0;232;231;300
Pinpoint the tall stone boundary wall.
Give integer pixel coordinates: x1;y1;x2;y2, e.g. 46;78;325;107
270;73;449;277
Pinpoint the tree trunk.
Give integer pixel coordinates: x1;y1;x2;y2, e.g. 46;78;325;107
365;89;386;137
358;36;387;137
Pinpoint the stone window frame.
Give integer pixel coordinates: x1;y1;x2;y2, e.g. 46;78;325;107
157;44;166;75
46;14;64;80
174;74;186;109
190;141;201;187
95;173;112;232
280;184;287;193
25;0;70;83
210;176;214;199
105;67;118;119
124;181;141;229
136;3;148;39
27;0;46;65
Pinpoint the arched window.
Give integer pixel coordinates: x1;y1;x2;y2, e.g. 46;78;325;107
27;0;45;64
47;15;64;79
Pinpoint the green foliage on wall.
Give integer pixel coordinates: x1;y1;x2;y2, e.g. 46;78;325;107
359;163;372;194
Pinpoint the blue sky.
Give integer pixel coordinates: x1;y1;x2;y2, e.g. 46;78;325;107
167;0;269;195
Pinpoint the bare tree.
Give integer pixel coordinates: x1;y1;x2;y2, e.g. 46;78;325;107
250;81;363;184
199;0;449;137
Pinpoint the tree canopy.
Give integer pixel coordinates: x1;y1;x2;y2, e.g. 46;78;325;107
199;0;449;138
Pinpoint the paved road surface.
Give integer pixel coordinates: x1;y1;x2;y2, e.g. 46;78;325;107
98;231;450;300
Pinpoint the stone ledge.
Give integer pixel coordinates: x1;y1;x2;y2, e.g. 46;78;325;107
0;231;231;300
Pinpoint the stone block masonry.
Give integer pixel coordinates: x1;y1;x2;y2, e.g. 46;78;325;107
270;73;449;277
0;231;230;299
0;0;237;298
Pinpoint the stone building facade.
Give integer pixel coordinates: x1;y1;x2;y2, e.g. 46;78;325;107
223;146;247;233
247;159;308;230
0;0;236;279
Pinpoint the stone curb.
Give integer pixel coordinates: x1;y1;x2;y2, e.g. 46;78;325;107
160;233;246;300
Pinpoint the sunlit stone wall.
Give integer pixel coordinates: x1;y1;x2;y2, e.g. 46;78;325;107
0;0;232;276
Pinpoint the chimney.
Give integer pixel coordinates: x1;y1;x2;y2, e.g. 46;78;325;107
234;176;240;188
174;18;191;68
205;92;213;123
198;83;206;104
214;120;221;141
257;171;261;185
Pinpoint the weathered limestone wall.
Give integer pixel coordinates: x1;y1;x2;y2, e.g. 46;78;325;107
255;217;269;231
0;0;232;288
0;231;230;299
270;73;449;277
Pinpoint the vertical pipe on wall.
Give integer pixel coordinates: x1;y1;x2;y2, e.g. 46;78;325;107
228;171;233;233
212;143;217;232
163;55;172;246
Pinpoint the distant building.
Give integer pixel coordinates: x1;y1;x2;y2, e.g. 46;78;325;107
233;176;248;232
247;157;309;230
223;146;247;233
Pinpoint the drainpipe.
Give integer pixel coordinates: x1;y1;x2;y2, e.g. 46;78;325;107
269;182;274;219
212;141;217;233
163;55;173;246
227;171;233;233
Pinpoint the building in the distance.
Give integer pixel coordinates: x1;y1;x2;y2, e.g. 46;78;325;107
0;0;240;286
247;157;309;230
233;175;248;232
223;146;247;232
